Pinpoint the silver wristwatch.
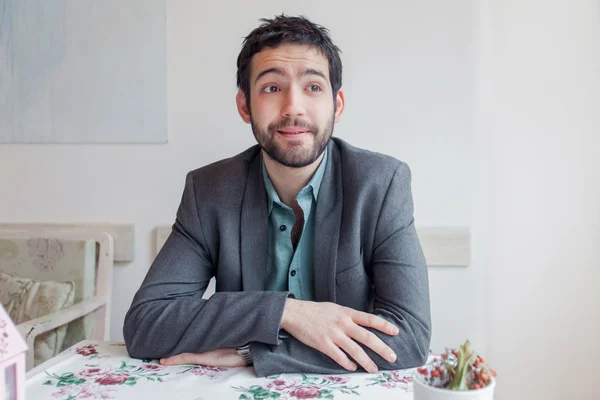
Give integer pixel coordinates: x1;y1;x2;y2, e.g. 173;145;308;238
236;343;253;366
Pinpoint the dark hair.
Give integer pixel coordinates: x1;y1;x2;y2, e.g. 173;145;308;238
236;14;343;106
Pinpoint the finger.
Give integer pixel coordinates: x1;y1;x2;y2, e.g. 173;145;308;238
319;340;357;372
351;311;399;336
348;325;397;364
336;336;378;374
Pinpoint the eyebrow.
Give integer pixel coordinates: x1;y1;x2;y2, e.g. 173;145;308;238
254;67;328;84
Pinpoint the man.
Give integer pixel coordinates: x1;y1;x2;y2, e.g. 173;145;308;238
124;14;431;378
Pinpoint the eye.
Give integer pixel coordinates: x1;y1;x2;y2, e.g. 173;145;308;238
262;85;280;93
307;84;321;92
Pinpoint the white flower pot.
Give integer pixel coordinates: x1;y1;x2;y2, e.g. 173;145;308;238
412;370;496;400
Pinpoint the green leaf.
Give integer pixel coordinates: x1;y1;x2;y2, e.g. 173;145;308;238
443;360;455;373
246;388;280;400
239;395;251;400
447;339;478;390
55;374;86;387
44;371;59;380
43;380;53;385
253;391;276;400
248;388;271;397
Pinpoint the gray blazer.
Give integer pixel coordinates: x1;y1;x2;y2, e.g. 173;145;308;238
123;138;431;377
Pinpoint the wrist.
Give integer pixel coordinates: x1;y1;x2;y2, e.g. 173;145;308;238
281;298;296;331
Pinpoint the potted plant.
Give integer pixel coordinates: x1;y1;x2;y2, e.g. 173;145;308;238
413;340;497;399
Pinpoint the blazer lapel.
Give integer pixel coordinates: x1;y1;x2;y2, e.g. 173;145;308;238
313;141;343;302
240;152;269;291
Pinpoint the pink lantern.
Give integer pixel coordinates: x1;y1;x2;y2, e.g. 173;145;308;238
0;304;26;400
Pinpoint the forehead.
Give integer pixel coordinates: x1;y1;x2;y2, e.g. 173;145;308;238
250;43;330;81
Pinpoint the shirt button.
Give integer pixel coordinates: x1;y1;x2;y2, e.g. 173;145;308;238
279;225;287;232
290;270;297;277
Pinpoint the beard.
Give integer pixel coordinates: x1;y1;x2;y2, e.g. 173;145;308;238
251;115;334;168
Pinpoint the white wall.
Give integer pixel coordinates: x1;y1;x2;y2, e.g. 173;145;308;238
479;0;600;399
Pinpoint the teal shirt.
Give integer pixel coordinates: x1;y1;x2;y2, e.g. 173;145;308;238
262;149;328;301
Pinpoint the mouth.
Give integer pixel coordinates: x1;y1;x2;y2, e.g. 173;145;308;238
276;128;310;135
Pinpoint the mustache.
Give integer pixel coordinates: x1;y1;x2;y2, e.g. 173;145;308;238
268;118;317;132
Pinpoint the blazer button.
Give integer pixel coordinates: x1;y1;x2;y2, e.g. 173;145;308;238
290;270;297;277
279;225;287;232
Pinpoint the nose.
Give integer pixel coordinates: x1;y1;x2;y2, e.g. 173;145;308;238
281;86;306;118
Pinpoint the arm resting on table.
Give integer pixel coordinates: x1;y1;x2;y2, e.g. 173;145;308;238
124;172;290;359
251;163;432;376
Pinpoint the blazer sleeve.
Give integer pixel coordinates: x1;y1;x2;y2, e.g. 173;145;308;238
250;162;432;377
123;172;290;359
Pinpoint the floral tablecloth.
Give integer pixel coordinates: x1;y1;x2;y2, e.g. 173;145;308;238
26;341;426;399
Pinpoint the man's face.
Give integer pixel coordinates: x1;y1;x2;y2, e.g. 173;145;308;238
237;44;344;168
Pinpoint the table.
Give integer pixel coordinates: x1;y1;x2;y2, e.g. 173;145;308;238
26;341;427;399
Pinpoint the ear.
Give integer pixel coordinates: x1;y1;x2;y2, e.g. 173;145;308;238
334;89;345;123
236;90;251;124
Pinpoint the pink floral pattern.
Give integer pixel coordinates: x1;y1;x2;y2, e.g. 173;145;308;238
27;238;65;271
366;370;413;391
139;363;166;372
50;382;118;399
290;385;323;399
41;344;231;398
43;361;169;399
31;342;422;399
323;376;349;384
72;344;109;361
78;366;113;377
267;378;297;391
178;365;228;379
0;319;8;357
234;374;360;399
75;344;98;359
76;345;99;357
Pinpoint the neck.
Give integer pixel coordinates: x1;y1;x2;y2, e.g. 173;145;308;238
263;151;325;207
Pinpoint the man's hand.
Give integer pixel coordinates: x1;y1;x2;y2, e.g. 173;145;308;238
281;299;399;374
159;348;246;368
